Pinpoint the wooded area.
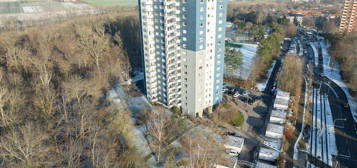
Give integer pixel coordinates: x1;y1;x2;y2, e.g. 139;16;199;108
329;33;357;95
277;54;303;97
0;12;146;167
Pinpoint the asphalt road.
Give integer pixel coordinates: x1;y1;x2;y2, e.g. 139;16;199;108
324;78;357;168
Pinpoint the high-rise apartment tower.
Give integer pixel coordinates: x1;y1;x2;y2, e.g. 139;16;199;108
139;0;228;117
339;0;357;33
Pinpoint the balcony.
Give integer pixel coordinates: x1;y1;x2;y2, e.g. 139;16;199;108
142;5;154;12
141;1;154;5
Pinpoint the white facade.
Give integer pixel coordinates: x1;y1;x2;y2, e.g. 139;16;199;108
139;0;228;117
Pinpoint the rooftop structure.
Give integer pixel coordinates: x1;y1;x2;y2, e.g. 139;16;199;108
256;161;278;168
273;97;289;110
258;147;280;162
263;138;282;151
265;123;284;139
269;108;287;124
276;90;290;101
273;90;290;110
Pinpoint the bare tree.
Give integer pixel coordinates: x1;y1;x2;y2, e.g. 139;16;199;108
146;107;171;163
0;124;49;167
76;24;110;71
180;133;225;168
277;53;303;96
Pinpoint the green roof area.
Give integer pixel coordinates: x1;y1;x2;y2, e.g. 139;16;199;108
83;0;137;7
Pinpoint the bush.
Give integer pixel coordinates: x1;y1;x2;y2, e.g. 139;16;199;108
222;103;231;109
171;106;181;115
232;111;244;127
284;128;295;140
299;140;306;149
251;33;283;82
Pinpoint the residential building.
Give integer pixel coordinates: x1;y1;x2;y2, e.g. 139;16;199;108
286;13;304;25
139;0;228;117
339;0;357;33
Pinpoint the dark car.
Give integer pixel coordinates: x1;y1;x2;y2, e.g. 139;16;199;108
344;103;349;109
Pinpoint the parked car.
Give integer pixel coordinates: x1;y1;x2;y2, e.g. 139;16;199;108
242;90;249;96
233;92;240;98
344;103;349;109
222;88;228;93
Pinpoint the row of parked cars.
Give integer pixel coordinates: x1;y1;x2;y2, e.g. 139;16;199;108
223;84;260;105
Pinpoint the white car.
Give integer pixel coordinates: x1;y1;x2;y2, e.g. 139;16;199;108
233;92;240;98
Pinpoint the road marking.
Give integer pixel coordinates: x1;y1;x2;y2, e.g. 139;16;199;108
325;83;338;98
338;154;351;159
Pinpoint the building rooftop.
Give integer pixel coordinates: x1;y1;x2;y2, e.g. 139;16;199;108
270;109;287;119
263;138;282;151
266;123;284;135
256;161;278;168
273;97;289;110
258;147;280;162
276;90;290;101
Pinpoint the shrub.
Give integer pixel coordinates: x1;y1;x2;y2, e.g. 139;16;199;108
222;103;231;109
171;106;181;115
232;111;244;127
284;128;294;140
299;140;306;149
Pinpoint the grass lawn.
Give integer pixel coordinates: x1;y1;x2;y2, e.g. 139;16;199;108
83;0;137;7
0;2;23;14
